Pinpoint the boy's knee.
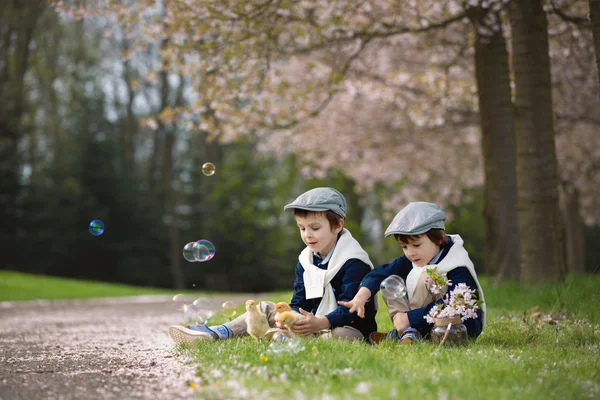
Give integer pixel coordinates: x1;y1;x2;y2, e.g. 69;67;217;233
330;326;363;342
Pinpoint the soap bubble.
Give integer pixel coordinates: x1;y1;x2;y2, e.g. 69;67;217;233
182;242;196;262
193;240;215;262
272;330;298;343
268;331;305;354
182;303;200;322
221;301;237;318
192;297;215;323
89;220;104;236
172;294;188;310
202;162;216;176
380;275;407;300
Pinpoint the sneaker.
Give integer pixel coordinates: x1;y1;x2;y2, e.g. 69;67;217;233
399;328;422;345
368;332;388;345
368;329;399;345
169;325;218;345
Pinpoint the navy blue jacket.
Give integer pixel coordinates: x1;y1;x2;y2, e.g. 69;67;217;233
290;253;377;339
360;237;483;338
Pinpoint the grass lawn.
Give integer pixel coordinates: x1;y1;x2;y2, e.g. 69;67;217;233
1;271;598;399
0;270;210;301
182;275;600;400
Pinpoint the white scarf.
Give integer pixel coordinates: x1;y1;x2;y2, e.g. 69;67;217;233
299;228;377;317
405;234;486;326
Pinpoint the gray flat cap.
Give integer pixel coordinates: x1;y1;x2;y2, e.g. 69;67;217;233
384;202;445;237
283;187;347;218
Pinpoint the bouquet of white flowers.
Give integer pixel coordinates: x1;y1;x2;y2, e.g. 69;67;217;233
425;282;483;324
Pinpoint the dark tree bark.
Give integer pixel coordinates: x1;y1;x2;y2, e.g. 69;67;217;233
120;38;138;171
564;189;586;274
509;0;565;283
0;1;45;269
159;68;185;290
469;7;520;285
591;0;600;89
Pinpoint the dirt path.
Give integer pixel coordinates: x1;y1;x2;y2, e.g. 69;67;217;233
0;294;264;400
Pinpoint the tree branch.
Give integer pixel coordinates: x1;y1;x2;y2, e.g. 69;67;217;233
271;37;373;130
548;1;590;27
283;10;468;55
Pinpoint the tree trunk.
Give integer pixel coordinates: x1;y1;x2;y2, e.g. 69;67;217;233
470;7;520;285
121;40;137;171
509;0;566;283
591;0;600;89
164;129;185;289
0;1;45;269
158;67;185;289
564;189;586;274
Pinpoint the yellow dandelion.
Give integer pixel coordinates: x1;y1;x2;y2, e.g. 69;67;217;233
188;382;197;389
259;355;269;362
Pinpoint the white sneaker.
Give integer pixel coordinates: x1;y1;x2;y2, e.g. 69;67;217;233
169;325;217;345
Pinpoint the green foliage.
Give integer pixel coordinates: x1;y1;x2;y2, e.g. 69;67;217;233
180;138;301;291
178;275;600;400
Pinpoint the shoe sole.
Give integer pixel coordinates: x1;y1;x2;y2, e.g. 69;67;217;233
169;326;214;345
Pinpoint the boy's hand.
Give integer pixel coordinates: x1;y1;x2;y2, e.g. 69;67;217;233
293;308;330;336
337;298;367;318
393;312;410;333
338;286;372;318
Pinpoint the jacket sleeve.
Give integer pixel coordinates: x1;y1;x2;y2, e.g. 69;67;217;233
406;266;484;338
359;257;412;299
325;259;373;328
289;262;313;313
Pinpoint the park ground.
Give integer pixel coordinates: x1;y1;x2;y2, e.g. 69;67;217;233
0;272;599;400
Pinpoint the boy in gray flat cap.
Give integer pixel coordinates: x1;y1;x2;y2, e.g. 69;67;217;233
169;187;378;344
339;201;486;344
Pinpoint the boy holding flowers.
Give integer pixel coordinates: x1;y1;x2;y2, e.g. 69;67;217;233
339;202;486;344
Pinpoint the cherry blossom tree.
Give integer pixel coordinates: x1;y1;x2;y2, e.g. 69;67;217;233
50;0;599;280
468;4;519;284
509;0;565;283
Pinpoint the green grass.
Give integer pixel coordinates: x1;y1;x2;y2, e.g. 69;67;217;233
2;271;599;399
0;270;200;301
182;275;600;400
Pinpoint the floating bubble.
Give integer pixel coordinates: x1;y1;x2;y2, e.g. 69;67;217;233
193;240;215;262
202;162;216;176
268;331;305;354
380;275;407;300
272;330;298;343
172;294;188;311
264;328;280;341
89;220;104;236
192;297;215;323
221;301;237;318
182;242;196;262
182;303;200;322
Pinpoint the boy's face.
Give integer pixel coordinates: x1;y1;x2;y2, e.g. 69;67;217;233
398;234;440;267
295;212;343;259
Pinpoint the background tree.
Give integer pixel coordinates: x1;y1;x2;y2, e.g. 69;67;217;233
468;4;520;284
3;0;596;290
591;0;600;86
0;0;46;270
509;0;565;283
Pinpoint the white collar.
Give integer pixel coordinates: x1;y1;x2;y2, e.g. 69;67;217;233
314;242;337;265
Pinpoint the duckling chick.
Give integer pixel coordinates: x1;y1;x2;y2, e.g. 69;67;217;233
274;302;300;329
245;300;270;340
276;310;306;333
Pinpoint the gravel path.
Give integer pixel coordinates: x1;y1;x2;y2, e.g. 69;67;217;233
0;294;264;400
